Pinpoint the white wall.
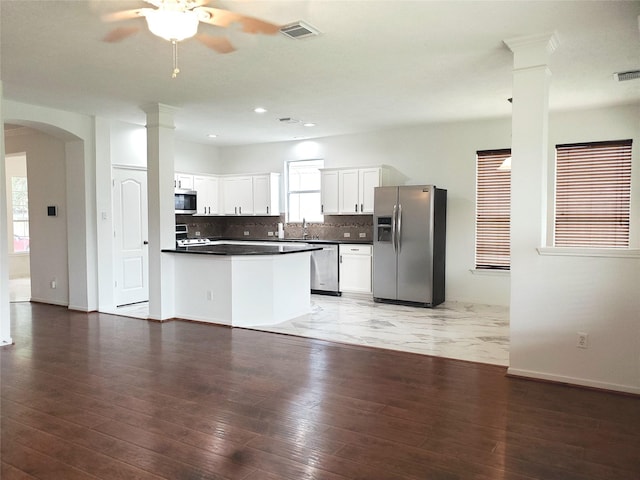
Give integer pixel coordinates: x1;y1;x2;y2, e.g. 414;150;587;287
4;100;98;312
4;127;69;305
175;139;221;174
509;103;640;394
0;82;12;345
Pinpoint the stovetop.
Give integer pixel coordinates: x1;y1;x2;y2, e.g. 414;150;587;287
176;238;214;247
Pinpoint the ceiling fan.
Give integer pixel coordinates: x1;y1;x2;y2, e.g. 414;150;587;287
102;0;282;77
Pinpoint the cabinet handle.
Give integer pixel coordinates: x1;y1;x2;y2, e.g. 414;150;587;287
235;206;237;215
355;203;358;213
267;206;269;215
321;205;324;213
340;255;343;263
361;203;364;213
239;206;242;214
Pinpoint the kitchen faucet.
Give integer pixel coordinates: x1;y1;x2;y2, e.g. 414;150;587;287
302;218;309;239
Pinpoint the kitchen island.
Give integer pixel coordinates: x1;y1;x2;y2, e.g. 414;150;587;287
162;242;322;328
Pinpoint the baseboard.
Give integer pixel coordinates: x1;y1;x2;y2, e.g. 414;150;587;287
30;298;68;307
507;367;640;396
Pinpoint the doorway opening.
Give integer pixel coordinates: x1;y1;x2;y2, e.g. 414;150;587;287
5;153;31;302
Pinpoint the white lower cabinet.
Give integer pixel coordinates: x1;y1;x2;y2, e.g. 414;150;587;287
339;244;372;293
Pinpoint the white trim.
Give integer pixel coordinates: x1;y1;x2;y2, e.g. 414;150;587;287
112;164;147;171
537;247;640;259
30;297;68;307
469;268;510;276
507;368;640;395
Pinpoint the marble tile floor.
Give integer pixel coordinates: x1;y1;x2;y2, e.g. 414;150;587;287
8;277;31;303
115;294;510;366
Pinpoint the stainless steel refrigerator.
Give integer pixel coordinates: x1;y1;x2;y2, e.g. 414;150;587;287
373;185;446;307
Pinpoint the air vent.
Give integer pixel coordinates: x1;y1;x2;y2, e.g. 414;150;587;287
279;117;299;124
280;21;320;39
614;70;640;82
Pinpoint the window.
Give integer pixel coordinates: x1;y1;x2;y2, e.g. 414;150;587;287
287;159;324;223
475;149;511;270
554;140;632;248
11;176;30;253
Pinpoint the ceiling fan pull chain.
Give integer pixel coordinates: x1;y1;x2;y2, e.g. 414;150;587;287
172;40;180;78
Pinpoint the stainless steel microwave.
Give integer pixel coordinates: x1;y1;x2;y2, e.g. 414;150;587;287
175;189;197;214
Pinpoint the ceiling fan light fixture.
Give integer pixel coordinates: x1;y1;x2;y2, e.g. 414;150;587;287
144;9;199;42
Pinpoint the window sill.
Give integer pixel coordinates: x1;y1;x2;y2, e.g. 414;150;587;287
537;247;640;259
470;269;510;277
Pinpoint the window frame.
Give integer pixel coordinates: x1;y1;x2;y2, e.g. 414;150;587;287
10;175;30;254
475;149;511;271
285;158;324;223
553;139;632;249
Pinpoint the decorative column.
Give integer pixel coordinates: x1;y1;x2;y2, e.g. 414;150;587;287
504;32;559;370
144;104;177;321
0;80;13;345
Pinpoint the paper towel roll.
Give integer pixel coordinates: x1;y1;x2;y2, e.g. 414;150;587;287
277;222;284;239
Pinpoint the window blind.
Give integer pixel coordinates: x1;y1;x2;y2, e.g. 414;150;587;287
555;140;632;248
476;149;511;270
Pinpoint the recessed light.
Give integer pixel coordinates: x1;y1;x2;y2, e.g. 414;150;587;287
303;122;316;127
207;134;218;138
254;107;267;113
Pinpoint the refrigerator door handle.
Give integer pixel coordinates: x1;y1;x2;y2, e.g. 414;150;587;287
392;204;398;252
397;203;402;253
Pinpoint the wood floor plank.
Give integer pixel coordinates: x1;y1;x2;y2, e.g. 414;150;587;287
2;302;639;480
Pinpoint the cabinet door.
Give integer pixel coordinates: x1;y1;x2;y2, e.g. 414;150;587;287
222;177;239;214
175;173;194;190
320;170;340;215
339;169;360;214
358;168;380;214
193;175;219;215
339;245;372;293
253;174;279;215
236;176;254;214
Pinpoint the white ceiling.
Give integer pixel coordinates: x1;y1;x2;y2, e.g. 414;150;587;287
2;1;639;147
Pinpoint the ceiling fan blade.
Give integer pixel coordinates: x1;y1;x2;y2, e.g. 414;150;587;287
195;33;236;54
103;26;141;43
102;8;144;23
195;7;281;35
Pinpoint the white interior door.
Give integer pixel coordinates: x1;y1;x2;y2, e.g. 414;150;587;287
113;168;148;306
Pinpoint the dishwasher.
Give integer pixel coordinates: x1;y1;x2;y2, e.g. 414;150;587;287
309;242;341;296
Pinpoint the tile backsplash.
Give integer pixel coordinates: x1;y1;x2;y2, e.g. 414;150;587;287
176;214;373;242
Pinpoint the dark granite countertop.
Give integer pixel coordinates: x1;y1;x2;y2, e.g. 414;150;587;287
163;243;323;256
213;237;373;245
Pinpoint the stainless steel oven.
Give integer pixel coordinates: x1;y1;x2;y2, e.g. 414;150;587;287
175;189;197;214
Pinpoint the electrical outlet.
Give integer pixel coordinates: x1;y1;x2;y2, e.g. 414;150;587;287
267;231;274;236
577;332;589;349
206;290;213;301
50;280;57;289
195;231;200;237
244;231;250;236
343;232;351;238
359;232;366;238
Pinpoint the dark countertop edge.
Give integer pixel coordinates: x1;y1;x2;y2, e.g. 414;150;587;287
206;237;373;245
162;245;323;256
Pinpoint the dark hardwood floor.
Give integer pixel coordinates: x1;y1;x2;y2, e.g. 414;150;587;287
1;303;639;480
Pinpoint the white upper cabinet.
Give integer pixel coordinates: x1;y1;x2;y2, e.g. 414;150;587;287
320;170;340;215
175;171;280;216
252;173;280;216
339;169;360;214
358;167;382;213
321;166;389;215
222;175;254;215
193;175;219;215
174;173;194;190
